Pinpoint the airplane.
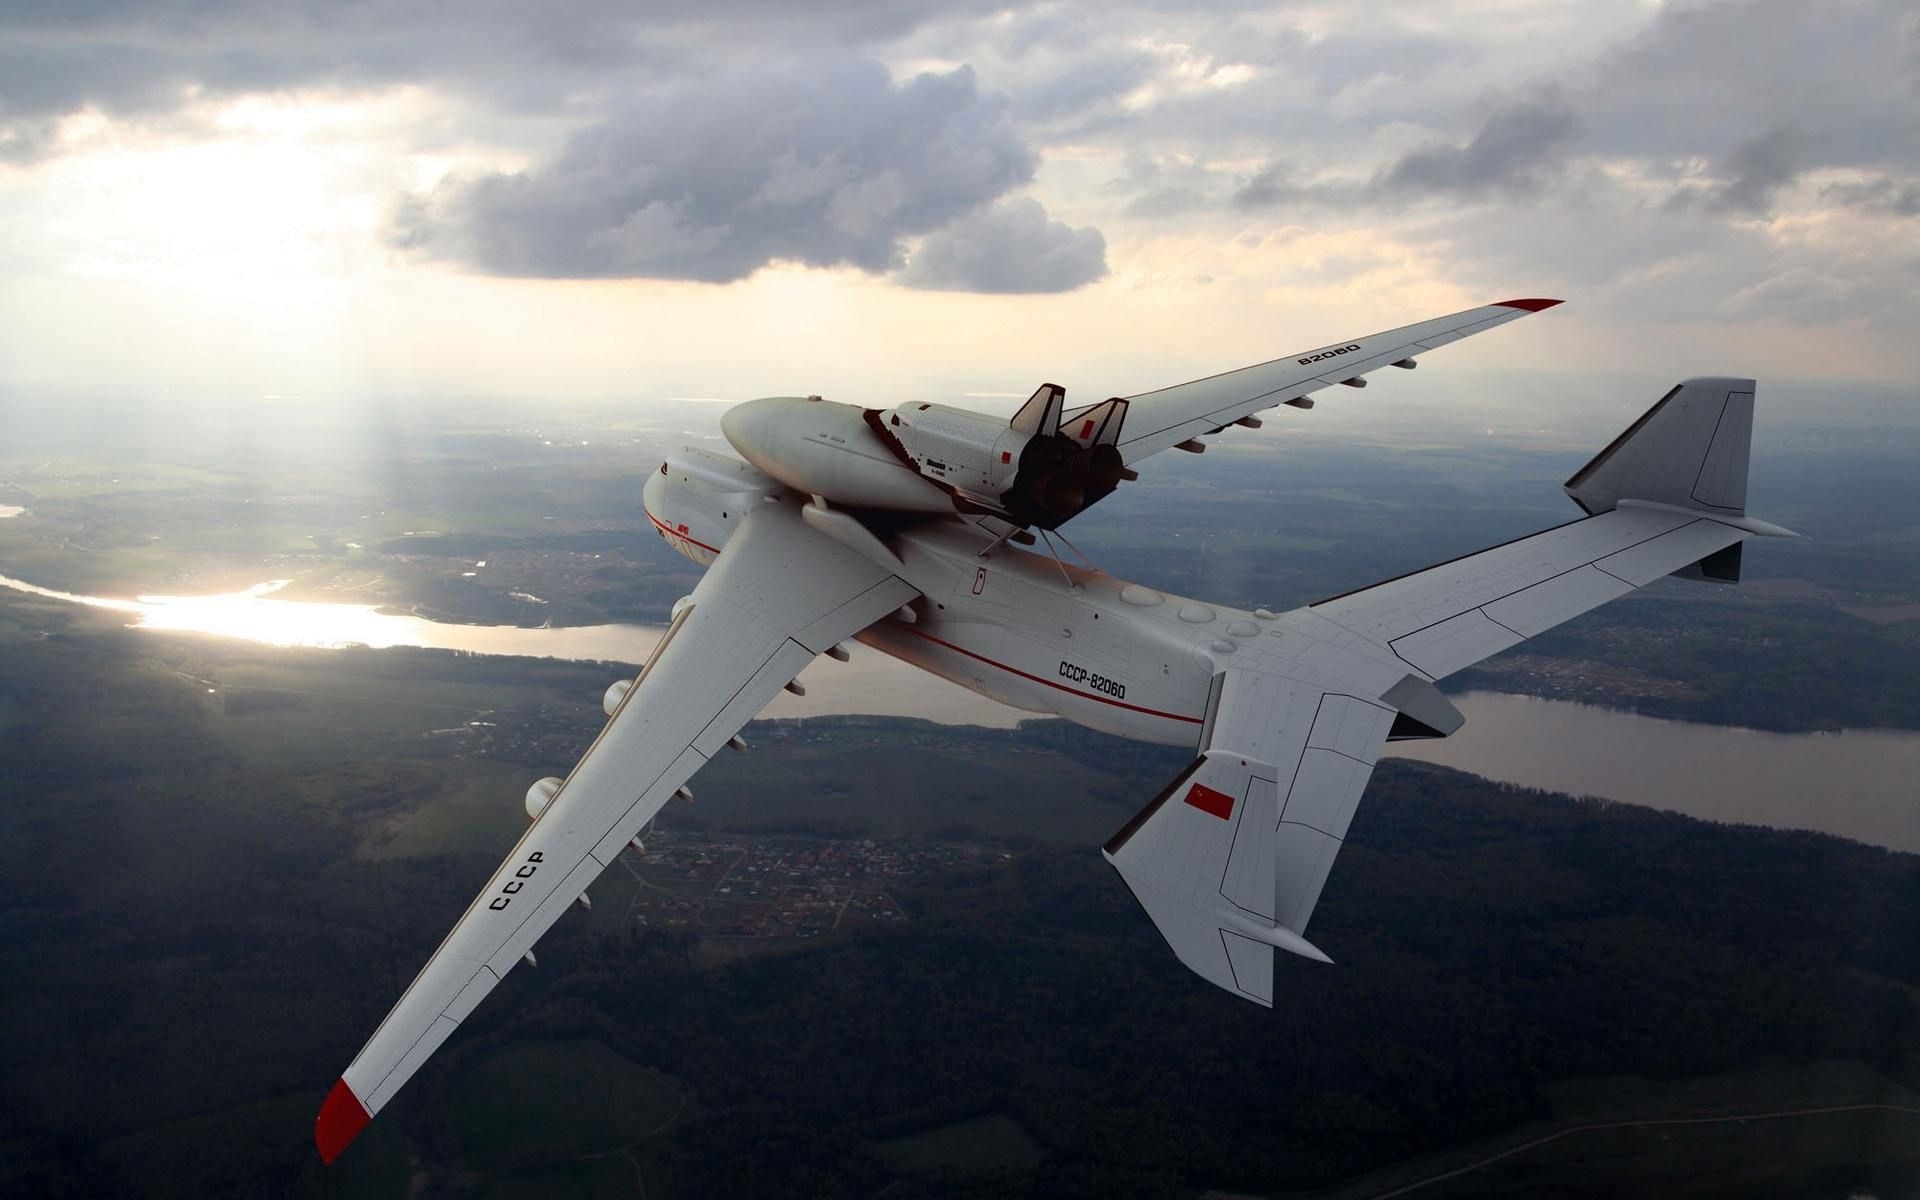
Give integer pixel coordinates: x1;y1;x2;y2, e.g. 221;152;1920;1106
317;298;1794;1161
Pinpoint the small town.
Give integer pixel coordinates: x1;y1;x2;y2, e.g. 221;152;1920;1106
608;830;1011;951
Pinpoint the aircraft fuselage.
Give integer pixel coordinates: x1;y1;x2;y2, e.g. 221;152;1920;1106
643;450;1249;746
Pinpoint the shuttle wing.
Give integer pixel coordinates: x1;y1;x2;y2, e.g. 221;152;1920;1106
1106;299;1559;467
316;505;917;1163
1106;378;1793;1004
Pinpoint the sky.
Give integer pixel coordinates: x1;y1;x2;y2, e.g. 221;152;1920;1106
1;0;1916;422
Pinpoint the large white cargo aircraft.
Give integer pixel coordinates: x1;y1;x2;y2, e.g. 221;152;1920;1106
318;299;1793;1161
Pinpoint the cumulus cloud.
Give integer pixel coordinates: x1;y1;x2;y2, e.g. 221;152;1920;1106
5;0;1918;330
389;61;1042;283
896;197;1107;293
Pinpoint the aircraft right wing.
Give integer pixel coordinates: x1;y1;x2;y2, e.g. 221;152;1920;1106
316;503;917;1162
1104;299;1560;467
1106;378;1795;1005
1306;378;1789;681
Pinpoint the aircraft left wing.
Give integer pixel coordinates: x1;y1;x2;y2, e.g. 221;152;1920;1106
316;505;917;1162
1106;299;1560;467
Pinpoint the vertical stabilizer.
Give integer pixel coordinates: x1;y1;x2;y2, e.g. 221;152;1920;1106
1009;383;1066;437
1104;748;1328;1008
1565;377;1755;516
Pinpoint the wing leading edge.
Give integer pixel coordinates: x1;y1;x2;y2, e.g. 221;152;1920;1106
1107;298;1560;467
1106;378;1794;1004
317;505;917;1162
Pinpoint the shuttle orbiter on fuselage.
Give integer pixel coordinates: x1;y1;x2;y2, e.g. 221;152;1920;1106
316;299;1794;1162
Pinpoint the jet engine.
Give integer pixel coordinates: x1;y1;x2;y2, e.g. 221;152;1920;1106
720;386;1131;529
525;776;563;820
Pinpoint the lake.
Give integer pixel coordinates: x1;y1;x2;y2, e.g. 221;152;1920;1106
3;573;1914;853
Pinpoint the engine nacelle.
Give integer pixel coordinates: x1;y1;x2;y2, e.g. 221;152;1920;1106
603;678;633;716
525;776;563;821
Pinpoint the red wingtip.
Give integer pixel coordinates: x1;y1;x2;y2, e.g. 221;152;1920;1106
1495;297;1563;311
316;1077;371;1164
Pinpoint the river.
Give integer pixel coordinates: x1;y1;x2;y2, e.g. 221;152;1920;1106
2;573;1914;853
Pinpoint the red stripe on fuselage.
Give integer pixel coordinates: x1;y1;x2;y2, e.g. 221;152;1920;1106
898;627;1202;725
645;509;722;555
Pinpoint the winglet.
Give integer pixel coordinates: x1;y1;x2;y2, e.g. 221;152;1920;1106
1494;297;1562;311
316;1077;371;1164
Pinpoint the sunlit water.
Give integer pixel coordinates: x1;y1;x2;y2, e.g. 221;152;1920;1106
0;506;25;518
0;574;1025;728
2;573;1915;852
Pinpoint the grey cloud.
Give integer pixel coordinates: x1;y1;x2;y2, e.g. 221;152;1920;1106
896;197;1107;293
390;61;1038;284
1124;186;1210;219
1231;163;1297;209
1588;0;1917;168
0;0;1011;155
1010;52;1161;122
1716;266;1864;321
1224;92;1579;213
1084;0;1911;232
1824;177;1920;216
0;108;55;163
1106;152;1218;217
1376;90;1581;198
1665;127;1806;215
1411;193;1915;328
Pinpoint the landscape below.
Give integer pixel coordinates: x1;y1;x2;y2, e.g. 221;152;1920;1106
0;594;1915;1199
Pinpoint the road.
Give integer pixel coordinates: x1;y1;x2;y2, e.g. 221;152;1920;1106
1366;1102;1920;1198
